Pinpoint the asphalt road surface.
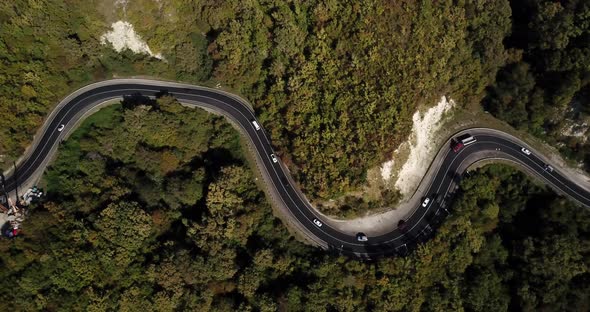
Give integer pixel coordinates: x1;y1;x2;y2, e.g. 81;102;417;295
4;79;589;258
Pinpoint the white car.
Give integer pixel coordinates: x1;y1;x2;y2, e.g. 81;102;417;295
270;154;278;163
313;218;323;227
57;124;65;132
521;147;531;155
356;232;368;242
545;164;554;172
421;197;431;207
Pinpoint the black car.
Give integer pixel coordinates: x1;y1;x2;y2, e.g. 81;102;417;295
397;220;408;233
356;232;368;242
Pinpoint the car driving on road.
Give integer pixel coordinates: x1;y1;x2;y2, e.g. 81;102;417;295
57;124;65;132
453;134;476;152
397;219;408;233
521;147;532;155
421;197;431;207
313;218;323;227
356;232;368;242
545;164;554;172
270;154;278;163
251;120;261;130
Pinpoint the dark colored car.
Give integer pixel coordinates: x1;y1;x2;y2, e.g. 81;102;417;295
397;220;408;233
356;232;368;242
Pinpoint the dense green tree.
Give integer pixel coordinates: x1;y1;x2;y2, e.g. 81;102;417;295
486;62;537;129
1;1;590;311
487;0;590;166
0;0;197;166
1;95;590;311
0;0;514;206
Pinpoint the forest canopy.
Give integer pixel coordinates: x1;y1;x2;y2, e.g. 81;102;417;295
0;1;589;310
0;99;587;310
0;0;512;200
1;0;588;202
485;0;590;168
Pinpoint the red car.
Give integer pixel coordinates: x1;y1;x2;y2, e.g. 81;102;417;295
452;141;464;152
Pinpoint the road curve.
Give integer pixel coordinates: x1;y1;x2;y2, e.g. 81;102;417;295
4;79;590;258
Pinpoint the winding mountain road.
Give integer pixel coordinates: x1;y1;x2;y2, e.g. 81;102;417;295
4;79;590;258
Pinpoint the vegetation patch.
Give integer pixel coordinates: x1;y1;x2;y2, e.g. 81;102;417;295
0;1;513;204
4;118;589;312
484;0;590;170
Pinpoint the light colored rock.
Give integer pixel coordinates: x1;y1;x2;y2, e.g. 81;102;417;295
380;160;394;181
100;21;164;60
561;122;588;142
381;96;455;195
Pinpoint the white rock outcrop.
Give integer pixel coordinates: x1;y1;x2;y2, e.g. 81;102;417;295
381;96;455;195
100;21;164;60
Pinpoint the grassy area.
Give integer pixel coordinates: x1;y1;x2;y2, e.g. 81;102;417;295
69;104;122;140
61;103;122;161
42;104;122;194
